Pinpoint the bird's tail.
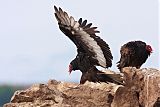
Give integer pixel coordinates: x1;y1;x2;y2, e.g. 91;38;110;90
97;72;124;85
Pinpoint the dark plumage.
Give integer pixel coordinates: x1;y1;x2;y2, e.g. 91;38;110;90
70;52;123;84
117;41;152;72
54;6;117;84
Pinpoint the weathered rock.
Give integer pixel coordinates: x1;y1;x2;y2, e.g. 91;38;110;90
112;67;160;107
3;68;160;107
4;79;121;107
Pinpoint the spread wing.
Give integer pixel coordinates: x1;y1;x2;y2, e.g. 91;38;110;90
54;6;113;68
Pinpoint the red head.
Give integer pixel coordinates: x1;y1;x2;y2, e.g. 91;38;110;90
68;64;73;74
146;45;153;53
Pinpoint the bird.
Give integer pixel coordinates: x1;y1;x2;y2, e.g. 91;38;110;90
117;40;153;72
53;6;123;84
70;52;123;84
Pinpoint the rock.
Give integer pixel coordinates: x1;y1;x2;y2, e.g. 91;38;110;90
112;67;160;107
3;68;160;107
4;79;121;107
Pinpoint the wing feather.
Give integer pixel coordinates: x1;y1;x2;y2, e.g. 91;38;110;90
117;42;137;71
83;23;92;29
80;20;87;27
117;41;150;71
73;21;80;29
54;6;112;68
70;16;75;27
78;18;82;25
64;12;70;25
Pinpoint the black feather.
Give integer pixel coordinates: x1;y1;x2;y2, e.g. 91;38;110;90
78;18;82;25
54;6;115;84
80;20;87;27
117;41;152;72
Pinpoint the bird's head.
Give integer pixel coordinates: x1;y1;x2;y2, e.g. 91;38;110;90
68;58;78;74
146;45;153;54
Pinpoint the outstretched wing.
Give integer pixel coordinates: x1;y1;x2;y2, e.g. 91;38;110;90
54;6;113;68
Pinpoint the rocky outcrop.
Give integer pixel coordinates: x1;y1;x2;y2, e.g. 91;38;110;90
112;67;160;107
4;79;121;107
3;68;160;107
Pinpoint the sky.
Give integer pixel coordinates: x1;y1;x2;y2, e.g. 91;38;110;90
0;0;159;85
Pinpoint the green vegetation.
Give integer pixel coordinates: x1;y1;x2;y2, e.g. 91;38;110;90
0;85;26;106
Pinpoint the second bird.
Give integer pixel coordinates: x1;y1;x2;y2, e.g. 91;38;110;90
117;40;153;72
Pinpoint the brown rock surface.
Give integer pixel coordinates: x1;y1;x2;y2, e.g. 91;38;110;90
3;68;160;107
4;79;121;107
112;67;160;107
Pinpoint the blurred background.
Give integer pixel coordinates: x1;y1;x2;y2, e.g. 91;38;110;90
0;0;159;106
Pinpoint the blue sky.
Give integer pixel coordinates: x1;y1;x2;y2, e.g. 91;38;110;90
0;0;159;84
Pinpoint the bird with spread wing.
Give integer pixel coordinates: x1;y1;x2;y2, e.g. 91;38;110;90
54;6;123;84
